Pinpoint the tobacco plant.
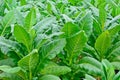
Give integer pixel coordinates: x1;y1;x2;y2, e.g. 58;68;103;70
0;0;120;80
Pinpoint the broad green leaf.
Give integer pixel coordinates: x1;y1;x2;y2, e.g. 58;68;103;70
0;10;15;36
66;31;87;64
14;25;31;52
95;31;111;59
83;44;100;60
0;65;21;73
41;65;71;76
84;74;96;80
79;57;101;69
0;72;22;80
41;39;66;59
0;58;15;66
62;22;80;37
79;57;101;76
34;17;56;33
18;49;38;71
79;10;93;37
108;46;120;61
40;75;61;80
0;36;24;58
101;59;115;80
25;7;36;31
112;61;120;70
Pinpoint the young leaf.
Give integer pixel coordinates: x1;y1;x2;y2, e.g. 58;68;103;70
25;7;36;31
62;22;80;37
14;25;31;52
95;31;111;59
66;31;87;64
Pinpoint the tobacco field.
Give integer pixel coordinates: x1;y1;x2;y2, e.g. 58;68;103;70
1;0;120;80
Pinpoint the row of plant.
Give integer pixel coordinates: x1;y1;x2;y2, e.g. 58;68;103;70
0;0;120;80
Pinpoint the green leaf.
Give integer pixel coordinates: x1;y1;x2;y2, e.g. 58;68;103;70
18;49;38;71
108;25;120;36
106;15;120;27
34;34;48;50
34;17;56;33
47;1;58;15
41;65;71;76
41;39;66;59
4;0;17;10
79;10;93;37
98;0;106;29
66;31;87;54
0;10;15;36
111;61;120;70
113;71;120;80
83;44;100;60
20;0;26;6
66;31;87;64
84;74;96;80
95;31;111;59
68;0;80;5
79;57;101;76
0;58;15;66
62;14;73;22
14;9;24;26
62;22;80;37
108;46;120;60
0;65;21;73
14;25;31;52
101;59;115;80
0;36;24;58
25;7;36;31
40;75;61;80
0;72;22;80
